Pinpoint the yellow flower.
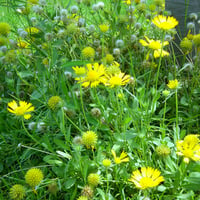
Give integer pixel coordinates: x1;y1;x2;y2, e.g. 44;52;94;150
102;159;111;167
78;63;106;88
139;36;169;58
167;79;179;89
104;72;130;88
17;39;29;48
10;184;26;200
129;167;164;189
123;0;131;5
176;134;200;163
7;100;34;119
87;173;100;187
25;27;40;34
48;96;62;110
152;15;178;30
25;168;44;188
82;131;98;149
72;66;86;77
99;24;109;33
82;47;95;59
0;22;11;36
111;149;129;164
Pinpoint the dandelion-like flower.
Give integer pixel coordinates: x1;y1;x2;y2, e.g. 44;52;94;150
99;24;109;33
82;131;98;149
152;15;178;30
104;72;130;88
0;22;11;36
87;173;100;187
129;167;164;189
111;149;129;164
7;100;34;119
176;134;200;163
167;79;179;89
17;39;29;48
48;96;62;110
139;36;169;58
78;63;106;87
25;168;44;188
10;184;26;200
73;66;86;76
82;47;95;59
102;159;111;167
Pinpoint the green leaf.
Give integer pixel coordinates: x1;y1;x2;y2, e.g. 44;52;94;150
54;138;68;150
61;60;90;68
184;172;200;191
18;71;33;78
64;178;76;189
43;155;63;166
56;150;72;160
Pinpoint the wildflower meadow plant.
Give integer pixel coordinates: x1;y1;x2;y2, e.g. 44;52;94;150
1;0;200;199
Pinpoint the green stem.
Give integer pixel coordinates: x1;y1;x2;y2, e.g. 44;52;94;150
175;90;179;141
64;113;82;133
162;99;167;139
79;85;90;129
22;119;39;145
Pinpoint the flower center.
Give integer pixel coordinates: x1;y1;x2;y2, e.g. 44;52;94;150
139;177;154;189
15;107;27;116
149;41;161;50
183;149;193;158
87;70;99;81
109;76;122;86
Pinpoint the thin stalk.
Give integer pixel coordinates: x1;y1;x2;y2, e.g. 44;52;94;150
175;90;179;141
22;119;39;145
79;85;90;129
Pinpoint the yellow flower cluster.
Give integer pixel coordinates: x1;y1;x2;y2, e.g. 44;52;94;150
73;62;130;88
176;134;200;163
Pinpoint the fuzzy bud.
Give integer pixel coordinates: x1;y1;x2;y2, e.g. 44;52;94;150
91;107;101;118
81;185;94;199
